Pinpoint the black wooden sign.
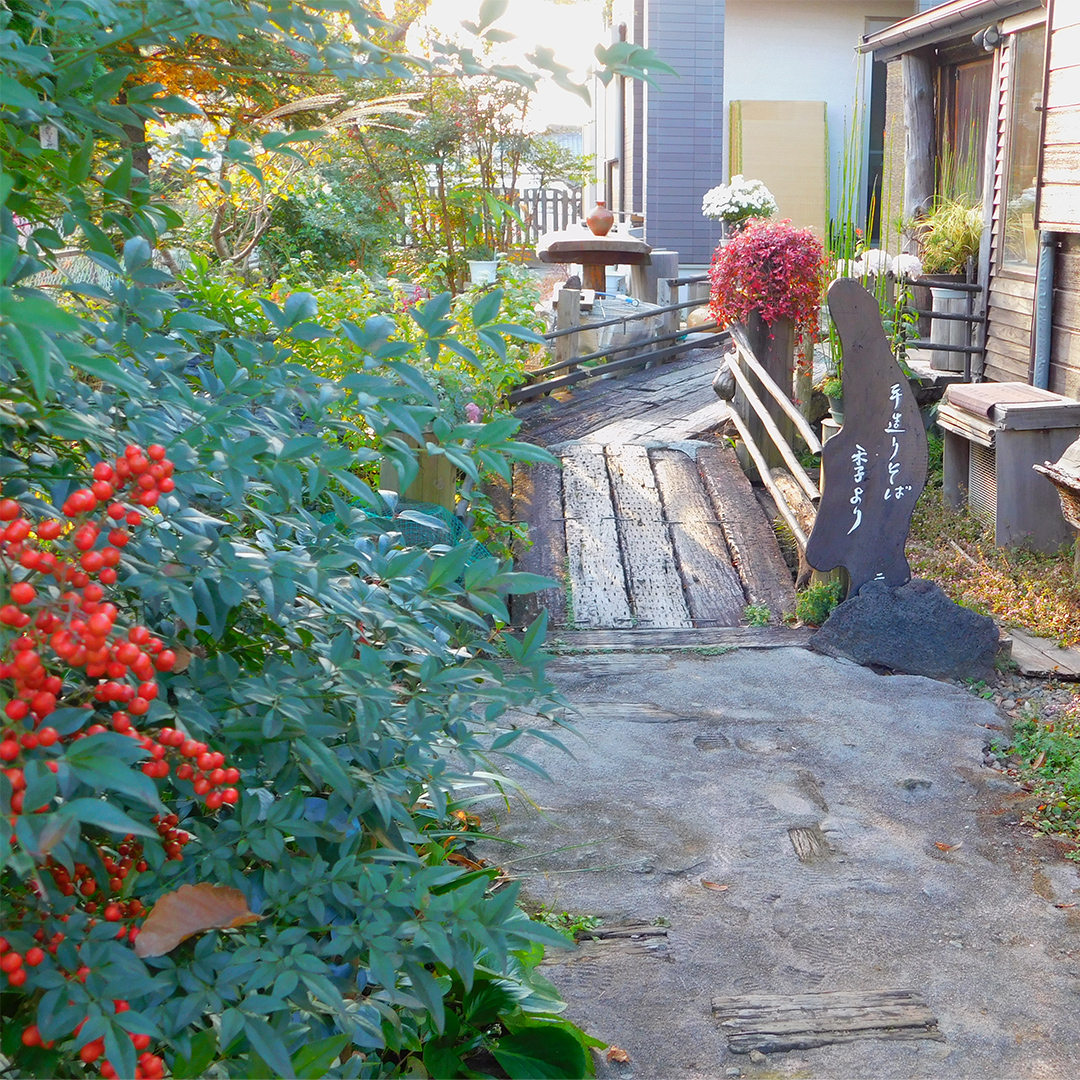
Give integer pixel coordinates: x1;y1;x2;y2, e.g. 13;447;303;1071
806;280;928;594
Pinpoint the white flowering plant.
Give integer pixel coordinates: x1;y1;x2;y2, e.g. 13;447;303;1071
702;175;778;227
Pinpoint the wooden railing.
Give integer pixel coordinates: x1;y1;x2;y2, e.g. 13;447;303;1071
509;277;726;403
727;324;821;550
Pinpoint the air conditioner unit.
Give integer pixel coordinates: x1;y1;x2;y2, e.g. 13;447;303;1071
938;383;1080;553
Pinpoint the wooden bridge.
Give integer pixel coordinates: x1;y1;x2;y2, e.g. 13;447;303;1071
501;344;802;644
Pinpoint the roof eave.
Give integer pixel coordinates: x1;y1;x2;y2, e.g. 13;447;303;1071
859;0;1043;61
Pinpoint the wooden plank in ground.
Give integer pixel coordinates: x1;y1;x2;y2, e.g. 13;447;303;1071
550;626;815;649
1006;628;1080;678
604;444;693;628
712;989;942;1054
648;400;732;442
510;462;566;628
650;448;747;627
697;444;797;619
560;443;633;628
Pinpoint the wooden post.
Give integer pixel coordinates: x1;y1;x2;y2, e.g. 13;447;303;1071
740;311;796;472
794;333;814;424
554;287;581;373
655;252;680;338
902;50;935;246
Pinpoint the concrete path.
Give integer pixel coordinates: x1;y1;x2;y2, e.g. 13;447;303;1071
481;646;1080;1079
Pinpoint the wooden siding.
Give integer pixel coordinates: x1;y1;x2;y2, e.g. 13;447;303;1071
643;0;725;264
1037;0;1080;233
1051;232;1080;397
984;35;1037;384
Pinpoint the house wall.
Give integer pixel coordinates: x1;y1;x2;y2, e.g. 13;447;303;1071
1051;233;1080;397
723;1;915;226
642;0;727;264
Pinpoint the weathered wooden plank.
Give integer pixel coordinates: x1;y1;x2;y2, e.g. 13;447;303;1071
696;444;797;619
604;445;693;628
1047;64;1080;110
990;276;1037;302
510;462;566;628
650;449;746;626
560;444;633;628
1008;628;1080;678
1045;105;1080;145
713;989;942;1053
649;400;733;442
550;626;815;649
1040;143;1080;184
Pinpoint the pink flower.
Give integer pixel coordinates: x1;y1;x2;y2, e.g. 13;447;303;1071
465;402;482;423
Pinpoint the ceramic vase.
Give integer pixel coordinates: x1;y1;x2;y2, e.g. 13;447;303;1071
586;201;615;236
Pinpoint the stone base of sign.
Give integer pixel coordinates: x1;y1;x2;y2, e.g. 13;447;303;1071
810;578;1001;680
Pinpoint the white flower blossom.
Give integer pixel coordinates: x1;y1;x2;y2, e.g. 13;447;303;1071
890;253;923;280
834;259;859;279
701;175;778;223
858;249;891;275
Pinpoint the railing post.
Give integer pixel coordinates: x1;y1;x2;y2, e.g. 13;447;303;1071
653;251;679;334
554;287;581;374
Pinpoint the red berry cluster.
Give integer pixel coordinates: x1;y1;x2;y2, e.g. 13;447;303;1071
69;1000;165;1079
1;446;243;1075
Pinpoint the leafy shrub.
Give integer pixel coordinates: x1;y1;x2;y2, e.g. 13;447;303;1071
795;580;845;626
0;3;594;1078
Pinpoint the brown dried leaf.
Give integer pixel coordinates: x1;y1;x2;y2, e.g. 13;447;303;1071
1032;750;1047;769
934;841;963;852
701;880;730;892
606;1047;631;1063
134;883;261;958
1055;902;1077;909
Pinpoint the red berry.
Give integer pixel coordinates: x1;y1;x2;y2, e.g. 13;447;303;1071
10;581;35;605
21;1024;42;1046
0;498;20;521
1;951;23;972
104;903;122;922
24;947;44;966
79;1039;104;1063
37;727;58;747
6;966;27;986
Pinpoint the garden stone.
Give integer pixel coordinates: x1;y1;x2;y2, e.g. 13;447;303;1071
809;577;1000;679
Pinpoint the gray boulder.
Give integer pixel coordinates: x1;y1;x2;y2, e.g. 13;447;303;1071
810;577;1001;680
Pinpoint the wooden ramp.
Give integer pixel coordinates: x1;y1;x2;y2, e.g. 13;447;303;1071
509;349;798;632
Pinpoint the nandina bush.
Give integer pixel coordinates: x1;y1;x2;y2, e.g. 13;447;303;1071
0;2;657;1077
708;219;825;336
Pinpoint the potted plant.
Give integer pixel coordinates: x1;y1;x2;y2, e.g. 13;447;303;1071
463;243;497;286
820;370;844;424
913;196;982;372
702;175;778;238
709;220;824;466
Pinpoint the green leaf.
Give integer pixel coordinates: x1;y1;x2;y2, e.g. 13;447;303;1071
69;354;148;396
102;152;133;200
472;288;503;327
427;541;475;589
60;799;157;839
0;74;40;110
171;1028;218;1080
171;311;226;332
69;135;94;183
492;1026;589;1079
291;1034;350;1079
242;1016;293;1079
3;294;82;333
153;95;205;116
284;292;318;326
477;0;509;32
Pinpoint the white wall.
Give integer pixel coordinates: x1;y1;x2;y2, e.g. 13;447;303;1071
723;1;915;224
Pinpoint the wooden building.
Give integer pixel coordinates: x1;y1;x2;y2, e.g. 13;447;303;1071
863;0;1080;397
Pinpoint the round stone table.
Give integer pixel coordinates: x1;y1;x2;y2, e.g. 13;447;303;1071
536;228;652;293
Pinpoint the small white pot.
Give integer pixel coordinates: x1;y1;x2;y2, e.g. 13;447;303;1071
467;260;498;286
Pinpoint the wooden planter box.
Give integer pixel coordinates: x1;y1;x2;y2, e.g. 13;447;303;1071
378;432;458;512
